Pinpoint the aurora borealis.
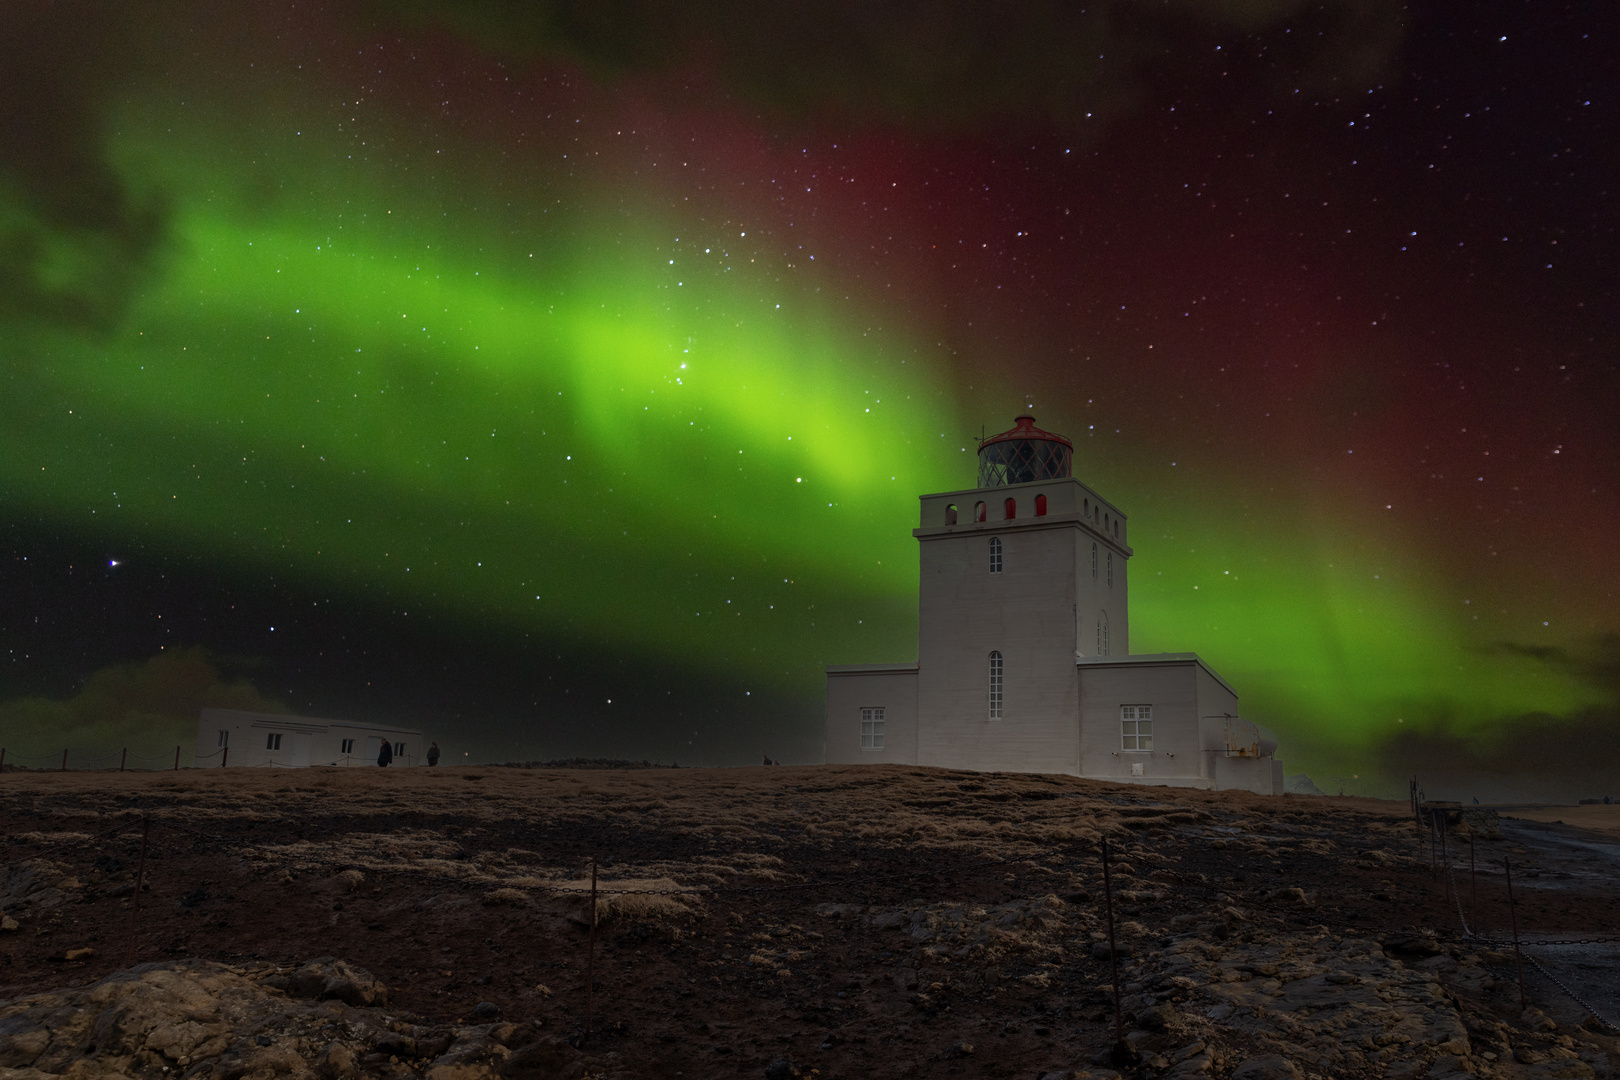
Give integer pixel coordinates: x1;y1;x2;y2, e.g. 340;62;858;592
3;1;1616;793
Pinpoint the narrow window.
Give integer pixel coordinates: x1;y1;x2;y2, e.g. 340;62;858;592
1098;612;1110;656
1104;513;1110;532
217;730;229;747
1114;519;1120;538
1091;542;1098;579
1121;705;1154;750
1035;493;1047;516
266;733;282;751
975;500;987;522
1084;498;1090;517
1107;552;1113;587
395;742;407;757
945;503;958;525
341;738;354;754
989;536;1003;574
988;652;1004;719
860;707;886;749
1004;497;1016;520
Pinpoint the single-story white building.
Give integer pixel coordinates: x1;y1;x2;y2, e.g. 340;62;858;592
197;708;425;768
825;416;1283;795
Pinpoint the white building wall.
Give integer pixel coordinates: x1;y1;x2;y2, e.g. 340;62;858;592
1078;659;1211;788
824;666;919;765
197;708;422;768
915;517;1083;774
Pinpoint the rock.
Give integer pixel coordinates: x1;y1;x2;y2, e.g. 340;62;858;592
763;1056;799;1079
267;958;388;1007
417;1032;455;1059
374;1032;417;1057
0;915;18;931
1230;1054;1301;1080
316;1040;361;1079
1137;1004;1177;1031
474;1001;501;1020
1091;941;1132;960
871;911;907;931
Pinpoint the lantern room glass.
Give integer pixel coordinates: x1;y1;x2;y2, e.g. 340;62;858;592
976;436;1073;487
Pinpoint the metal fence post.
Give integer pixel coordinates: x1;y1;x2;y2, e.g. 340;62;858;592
121;748;127;772
1101;836;1126;1060
61;749;68;772
174;745;180;771
1505;857;1528;1010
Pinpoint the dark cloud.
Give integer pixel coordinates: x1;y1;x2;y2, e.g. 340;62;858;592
0;2;167;332
1367;636;1620;803
389;0;1407;131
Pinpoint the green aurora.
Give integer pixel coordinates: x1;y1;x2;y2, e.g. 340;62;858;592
3;9;1613;784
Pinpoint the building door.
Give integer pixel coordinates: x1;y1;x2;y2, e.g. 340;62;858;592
364;736;382;765
289;733;312;768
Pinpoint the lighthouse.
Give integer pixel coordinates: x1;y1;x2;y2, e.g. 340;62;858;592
824;416;1281;793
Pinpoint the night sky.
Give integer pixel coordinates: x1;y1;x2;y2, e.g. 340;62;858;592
3;1;1616;792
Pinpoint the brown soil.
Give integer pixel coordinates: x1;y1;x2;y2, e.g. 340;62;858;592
2;765;1617;1079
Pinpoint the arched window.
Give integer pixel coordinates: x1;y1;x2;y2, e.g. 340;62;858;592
1114;519;1120;539
1104;513;1110;532
1035;493;1047;516
1107;552;1113;587
989;536;1003;574
1091;542;1098;579
1004;497;1016;520
975;500;987;523
945;503;958;525
1084;498;1090;518
988;651;1003;719
1098;612;1110;656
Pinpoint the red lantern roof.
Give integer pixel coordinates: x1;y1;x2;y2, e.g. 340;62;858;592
980;415;1073;451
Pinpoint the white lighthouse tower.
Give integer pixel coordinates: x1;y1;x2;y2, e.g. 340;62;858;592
824;415;1281;793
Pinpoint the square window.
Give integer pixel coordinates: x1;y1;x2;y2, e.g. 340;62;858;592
860;707;886;750
394;742;407;757
217;730;229;747
266;732;282;751
1121;705;1153;751
341;738;354;754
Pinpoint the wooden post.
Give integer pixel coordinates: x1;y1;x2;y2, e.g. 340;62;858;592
128;815;151;966
584;857;598;1045
1101;836;1126;1060
1;748;7;769
1505;857;1528;1010
222;747;229;768
121;748;127;772
174;745;180;771
61;749;68;772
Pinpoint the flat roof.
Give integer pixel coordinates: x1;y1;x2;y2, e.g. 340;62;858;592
200;707;422;736
826;662;920;674
1075;652;1238;697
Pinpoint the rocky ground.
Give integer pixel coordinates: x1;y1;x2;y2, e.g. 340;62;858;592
1;765;1617;1080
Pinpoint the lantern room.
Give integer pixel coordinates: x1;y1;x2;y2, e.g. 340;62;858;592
976;415;1074;487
